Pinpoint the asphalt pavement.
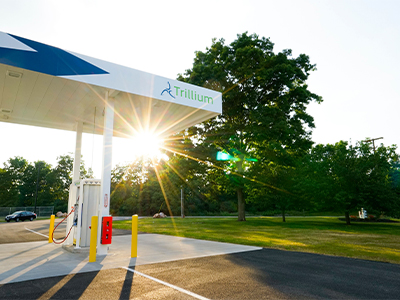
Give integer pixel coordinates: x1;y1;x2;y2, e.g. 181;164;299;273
1;219;400;299
1;249;400;299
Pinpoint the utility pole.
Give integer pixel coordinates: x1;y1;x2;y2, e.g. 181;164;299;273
34;162;41;215
363;137;383;153
181;186;184;218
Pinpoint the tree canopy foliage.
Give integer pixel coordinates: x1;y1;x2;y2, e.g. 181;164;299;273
0;154;93;212
299;141;400;223
1;139;399;220
177;32;322;220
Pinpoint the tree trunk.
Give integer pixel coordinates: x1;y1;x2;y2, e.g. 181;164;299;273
282;207;286;222
237;187;246;221
345;211;351;225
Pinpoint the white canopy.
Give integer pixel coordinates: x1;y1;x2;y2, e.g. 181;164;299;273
0;31;222;138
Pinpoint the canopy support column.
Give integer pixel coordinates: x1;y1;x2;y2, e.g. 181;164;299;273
65;121;83;244
97;91;114;256
72;121;83;182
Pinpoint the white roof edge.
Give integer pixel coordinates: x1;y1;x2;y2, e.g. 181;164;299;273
0;32;222;114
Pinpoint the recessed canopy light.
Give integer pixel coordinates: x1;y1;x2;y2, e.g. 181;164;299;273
6;70;22;79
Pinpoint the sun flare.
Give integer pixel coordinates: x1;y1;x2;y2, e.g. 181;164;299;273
129;131;165;160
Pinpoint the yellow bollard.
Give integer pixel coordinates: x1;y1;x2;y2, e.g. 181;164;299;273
48;215;55;243
89;216;98;263
131;215;138;258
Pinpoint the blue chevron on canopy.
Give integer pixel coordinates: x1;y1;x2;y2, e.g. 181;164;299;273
0;33;109;76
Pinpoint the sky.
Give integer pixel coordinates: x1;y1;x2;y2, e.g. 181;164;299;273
0;0;399;177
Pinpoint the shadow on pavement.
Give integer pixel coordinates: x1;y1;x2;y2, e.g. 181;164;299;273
226;248;400;299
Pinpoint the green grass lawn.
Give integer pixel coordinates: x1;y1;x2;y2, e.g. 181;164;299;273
114;216;400;264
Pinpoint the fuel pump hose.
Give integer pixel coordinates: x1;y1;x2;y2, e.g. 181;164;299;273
51;207;75;244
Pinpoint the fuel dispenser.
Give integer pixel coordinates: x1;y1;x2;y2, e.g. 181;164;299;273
65;179;103;248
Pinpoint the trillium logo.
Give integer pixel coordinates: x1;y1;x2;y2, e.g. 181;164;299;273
161;81;214;104
161;82;175;99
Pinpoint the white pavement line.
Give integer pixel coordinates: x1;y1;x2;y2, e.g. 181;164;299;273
25;227;49;238
122;267;211;300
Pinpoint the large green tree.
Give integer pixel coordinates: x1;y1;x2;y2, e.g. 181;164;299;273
178;32;322;221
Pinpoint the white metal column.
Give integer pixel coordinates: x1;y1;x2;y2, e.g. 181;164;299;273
97;91;114;255
72;121;83;182
66;121;83;244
